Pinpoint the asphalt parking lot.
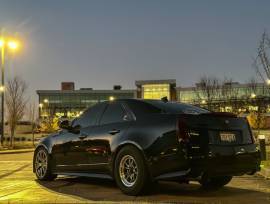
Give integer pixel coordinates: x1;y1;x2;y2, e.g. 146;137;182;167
0;152;270;204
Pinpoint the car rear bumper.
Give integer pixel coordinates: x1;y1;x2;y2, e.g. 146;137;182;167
189;147;261;177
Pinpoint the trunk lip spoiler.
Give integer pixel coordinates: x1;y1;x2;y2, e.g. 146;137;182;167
177;112;237;118
199;112;237;118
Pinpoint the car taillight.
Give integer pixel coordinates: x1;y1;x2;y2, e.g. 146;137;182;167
245;117;255;144
176;118;190;143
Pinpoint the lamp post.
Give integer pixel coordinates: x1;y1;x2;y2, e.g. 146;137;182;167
39;103;44;119
43;99;50;118
0;33;19;145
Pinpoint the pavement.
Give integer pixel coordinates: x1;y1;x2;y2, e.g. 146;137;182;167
0;148;34;154
259;167;270;179
0;152;270;204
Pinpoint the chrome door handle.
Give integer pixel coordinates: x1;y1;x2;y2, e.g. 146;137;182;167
109;129;120;135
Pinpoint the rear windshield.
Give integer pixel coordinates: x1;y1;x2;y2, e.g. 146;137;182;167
144;100;210;114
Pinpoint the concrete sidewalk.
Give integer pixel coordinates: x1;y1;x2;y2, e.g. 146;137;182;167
258;166;270;179
0;148;34;154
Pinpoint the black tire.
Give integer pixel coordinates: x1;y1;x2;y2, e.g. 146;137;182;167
114;145;150;196
34;147;57;181
199;175;232;189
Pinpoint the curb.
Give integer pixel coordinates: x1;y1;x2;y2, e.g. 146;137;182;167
257;167;270;179
0;149;34;154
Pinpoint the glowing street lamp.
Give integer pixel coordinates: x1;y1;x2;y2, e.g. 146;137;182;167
266;79;270;86
0;39;19;50
109;96;115;101
251;93;256;99
42;99;50;118
0;32;20;145
0;39;4;48
39;103;44;119
7;41;18;50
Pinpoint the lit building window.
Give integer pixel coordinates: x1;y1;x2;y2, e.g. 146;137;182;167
142;84;170;100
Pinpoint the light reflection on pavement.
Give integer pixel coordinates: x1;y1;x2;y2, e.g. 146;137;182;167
0;152;270;204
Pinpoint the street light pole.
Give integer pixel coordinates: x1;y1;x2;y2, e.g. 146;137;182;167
0;31;19;146
0;39;4;145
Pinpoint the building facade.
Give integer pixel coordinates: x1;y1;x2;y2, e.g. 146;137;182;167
37;80;270;119
135;79;176;101
37;88;136;118
177;82;270;113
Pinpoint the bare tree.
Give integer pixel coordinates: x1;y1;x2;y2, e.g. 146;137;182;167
253;30;270;85
28;101;37;146
5;76;27;148
194;76;220;110
221;78;239;99
245;77;267;134
244;77;269;99
220;78;240;113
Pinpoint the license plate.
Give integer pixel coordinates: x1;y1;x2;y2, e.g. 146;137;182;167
220;132;236;142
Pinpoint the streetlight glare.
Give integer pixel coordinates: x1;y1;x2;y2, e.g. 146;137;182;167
7;41;18;50
0;86;4;92
267;79;270;85
251;93;256;98
0;39;4;47
0;38;19;50
109;96;115;101
43;99;49;103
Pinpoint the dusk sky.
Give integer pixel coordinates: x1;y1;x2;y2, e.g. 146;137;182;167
0;0;270;97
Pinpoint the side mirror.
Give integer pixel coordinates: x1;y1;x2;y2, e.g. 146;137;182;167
123;115;129;121
59;120;71;130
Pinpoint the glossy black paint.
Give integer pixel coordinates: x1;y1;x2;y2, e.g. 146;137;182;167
34;99;261;181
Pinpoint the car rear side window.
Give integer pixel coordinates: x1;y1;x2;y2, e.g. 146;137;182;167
99;103;126;125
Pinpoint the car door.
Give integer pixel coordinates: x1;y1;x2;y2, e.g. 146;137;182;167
54;103;106;172
84;101;133;173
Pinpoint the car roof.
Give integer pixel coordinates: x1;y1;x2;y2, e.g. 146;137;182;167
106;98;187;106
107;98;163;103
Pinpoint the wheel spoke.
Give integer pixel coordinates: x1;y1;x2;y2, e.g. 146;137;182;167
35;149;48;179
119;155;138;187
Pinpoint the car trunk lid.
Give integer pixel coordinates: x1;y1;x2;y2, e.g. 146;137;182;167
176;112;254;158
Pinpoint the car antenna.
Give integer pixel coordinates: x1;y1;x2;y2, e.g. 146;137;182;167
161;96;168;102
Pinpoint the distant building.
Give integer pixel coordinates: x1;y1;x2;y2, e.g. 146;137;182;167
37;86;136;118
177;82;270;113
135;79;176;101
61;82;75;91
37;80;270;119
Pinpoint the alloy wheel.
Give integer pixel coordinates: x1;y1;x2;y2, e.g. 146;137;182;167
119;155;138;187
35;149;48;179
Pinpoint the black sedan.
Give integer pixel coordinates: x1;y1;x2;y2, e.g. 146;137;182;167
33;99;260;195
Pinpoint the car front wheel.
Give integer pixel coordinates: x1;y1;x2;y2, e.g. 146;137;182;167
34;147;57;180
114;146;150;196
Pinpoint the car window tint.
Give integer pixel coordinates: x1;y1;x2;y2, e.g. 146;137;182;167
126;100;161;116
100;103;126;125
73;103;106;128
